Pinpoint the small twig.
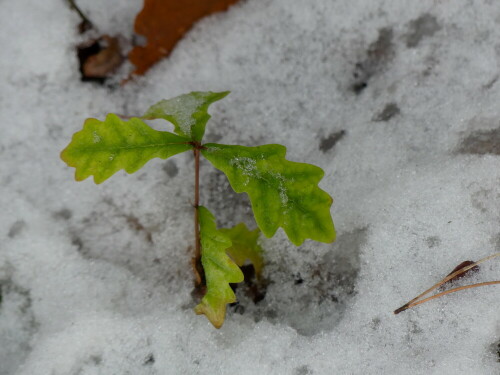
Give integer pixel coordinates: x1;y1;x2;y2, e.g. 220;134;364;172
193;146;201;259
394;252;500;314
67;0;93;29
191;144;204;286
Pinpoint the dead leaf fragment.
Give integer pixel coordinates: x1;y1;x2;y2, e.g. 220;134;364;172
129;0;240;76
82;35;124;79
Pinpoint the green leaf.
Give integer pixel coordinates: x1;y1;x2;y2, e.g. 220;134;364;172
194;206;244;328
202;144;336;246
143;91;229;142
220;223;264;278
61;114;192;184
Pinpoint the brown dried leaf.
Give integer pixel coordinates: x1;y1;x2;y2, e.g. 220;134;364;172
129;0;240;76
82;35;124;79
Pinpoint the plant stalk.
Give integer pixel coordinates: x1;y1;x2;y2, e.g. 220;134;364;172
192;144;203;286
194;147;200;258
67;0;93;29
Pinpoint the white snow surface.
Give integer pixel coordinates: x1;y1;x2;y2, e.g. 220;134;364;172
1;0;499;374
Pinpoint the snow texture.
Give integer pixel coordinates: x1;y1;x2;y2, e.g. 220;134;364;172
1;0;499;374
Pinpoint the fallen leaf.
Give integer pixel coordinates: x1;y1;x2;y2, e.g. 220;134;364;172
82;35;124;79
129;0;240;76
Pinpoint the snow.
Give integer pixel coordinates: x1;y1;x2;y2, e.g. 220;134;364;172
1;0;499;374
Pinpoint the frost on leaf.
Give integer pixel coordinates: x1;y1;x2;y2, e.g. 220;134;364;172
195;206;244;328
61;114;192;184
221;223;264;278
143;91;229;142
202;144;336;245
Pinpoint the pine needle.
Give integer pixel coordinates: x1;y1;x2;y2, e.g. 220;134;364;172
394;252;500;314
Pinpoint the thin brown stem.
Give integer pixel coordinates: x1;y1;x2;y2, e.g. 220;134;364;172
194;147;201;260
190;144;203;286
394;252;500;314
67;0;93;29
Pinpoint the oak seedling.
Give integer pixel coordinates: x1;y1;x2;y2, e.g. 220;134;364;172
61;91;336;328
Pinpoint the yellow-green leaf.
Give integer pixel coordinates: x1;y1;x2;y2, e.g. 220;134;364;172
194;206;244;328
220;223;264;278
143;91;229;142
202;144;336;246
61;114;192;184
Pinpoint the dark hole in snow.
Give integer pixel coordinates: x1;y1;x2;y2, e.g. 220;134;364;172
457;127;500;155
470;188;497;213
293;273;304;285
319;130;346;152
405;13;441;48
372;102;400;122
0;281;38;375
77;40;106;84
231;264;267;307
352;80;367;94
490;340;500;362
264;309;278;319
238;227;367;336
143;353;155;366
425;235;441;248
125;215;153;244
71;234;84;252
351;27;394;94
230;302;245;315
483;75;499;90
163;160;179;178
89;355;102;365
52;208;73;220
8;220;26;238
294;365;313;375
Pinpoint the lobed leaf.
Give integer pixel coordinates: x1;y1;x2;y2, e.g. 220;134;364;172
194;206;244;328
202;144;336;246
61;114;192;184
143;91;229;142
220;223;264;277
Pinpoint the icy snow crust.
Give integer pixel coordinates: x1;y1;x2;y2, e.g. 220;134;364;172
1;0;499;374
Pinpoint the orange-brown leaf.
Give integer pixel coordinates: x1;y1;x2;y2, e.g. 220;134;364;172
129;0;240;76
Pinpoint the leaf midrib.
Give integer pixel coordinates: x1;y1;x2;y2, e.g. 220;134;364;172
74;141;191;153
